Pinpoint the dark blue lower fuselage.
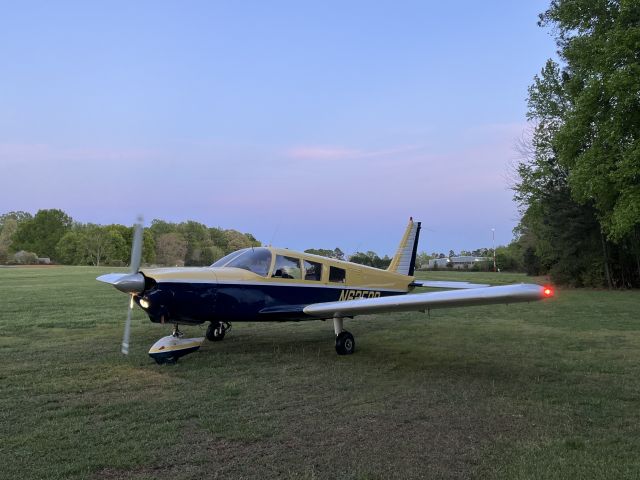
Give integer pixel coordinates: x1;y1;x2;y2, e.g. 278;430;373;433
138;282;404;325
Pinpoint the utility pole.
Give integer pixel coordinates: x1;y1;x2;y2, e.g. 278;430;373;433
491;228;497;272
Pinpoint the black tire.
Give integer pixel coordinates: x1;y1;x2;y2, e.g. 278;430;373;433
206;321;226;342
335;331;355;355
155;356;177;365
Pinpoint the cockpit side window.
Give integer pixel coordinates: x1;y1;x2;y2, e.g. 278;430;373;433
222;248;272;277
304;260;322;281
272;255;302;279
329;266;346;283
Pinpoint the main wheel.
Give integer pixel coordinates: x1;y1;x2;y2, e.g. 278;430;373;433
335;331;355;355
206;321;226;341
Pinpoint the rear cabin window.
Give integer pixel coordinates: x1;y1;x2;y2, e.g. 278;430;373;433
329;266;346;283
304;260;322;281
272;255;302;279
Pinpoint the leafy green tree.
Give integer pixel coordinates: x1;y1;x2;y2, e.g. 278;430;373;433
141;229;156;264
349;251;392;269
208;227;228;252
222;229;257;255
538;0;640;242
56;230;88;265
83;225;127;267
149;219;178;237
495;243;522;272
0;218;18;263
0;211;32;262
201;245;225;265
415;251;432;270
0;211;32;230
515;0;640;287
155;232;188;266
12;209;72;260
55;225;128;266
178;221;214;265
333;248;345;261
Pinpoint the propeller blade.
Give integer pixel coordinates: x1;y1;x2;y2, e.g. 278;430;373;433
129;216;144;273
122;295;134;355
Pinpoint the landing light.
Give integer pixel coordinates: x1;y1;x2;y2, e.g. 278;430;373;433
543;286;554;297
140;298;150;309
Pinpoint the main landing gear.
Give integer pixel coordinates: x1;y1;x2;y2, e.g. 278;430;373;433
206;321;231;342
333;317;355;355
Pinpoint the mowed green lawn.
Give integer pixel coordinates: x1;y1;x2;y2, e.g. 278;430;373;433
1;267;639;479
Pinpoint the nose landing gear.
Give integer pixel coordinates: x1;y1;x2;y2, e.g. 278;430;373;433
148;324;205;365
206;321;231;341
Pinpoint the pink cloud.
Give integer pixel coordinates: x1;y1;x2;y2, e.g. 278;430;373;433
285;146;362;160
285;144;422;161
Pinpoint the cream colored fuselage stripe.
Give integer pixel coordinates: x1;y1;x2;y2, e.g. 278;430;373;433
141;246;413;293
148;341;202;353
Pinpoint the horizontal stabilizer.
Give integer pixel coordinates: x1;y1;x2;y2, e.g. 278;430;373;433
411;280;490;289
303;284;550;318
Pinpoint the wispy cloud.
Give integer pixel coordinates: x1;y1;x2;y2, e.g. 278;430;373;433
285;144;422;161
284;146;365;160
0;143;159;166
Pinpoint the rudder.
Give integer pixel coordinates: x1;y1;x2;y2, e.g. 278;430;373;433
387;218;421;276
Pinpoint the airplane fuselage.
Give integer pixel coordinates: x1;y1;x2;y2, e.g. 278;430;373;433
136;247;412;325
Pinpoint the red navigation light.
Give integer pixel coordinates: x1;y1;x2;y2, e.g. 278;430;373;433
543;286;554;297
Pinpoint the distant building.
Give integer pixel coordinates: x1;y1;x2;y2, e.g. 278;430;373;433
428;256;491;270
427;258;450;269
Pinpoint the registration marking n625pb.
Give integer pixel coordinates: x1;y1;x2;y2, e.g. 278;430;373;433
339;290;381;301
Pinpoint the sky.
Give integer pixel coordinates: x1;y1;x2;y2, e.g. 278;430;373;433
0;1;557;256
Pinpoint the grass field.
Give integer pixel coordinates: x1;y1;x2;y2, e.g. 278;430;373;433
1;266;639;479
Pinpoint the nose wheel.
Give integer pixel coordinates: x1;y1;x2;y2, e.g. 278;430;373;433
206;321;231;341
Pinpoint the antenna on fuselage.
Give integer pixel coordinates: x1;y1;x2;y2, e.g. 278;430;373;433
268;224;280;247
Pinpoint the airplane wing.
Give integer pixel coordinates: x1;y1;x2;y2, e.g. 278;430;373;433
303;284;551;318
411;280;490;289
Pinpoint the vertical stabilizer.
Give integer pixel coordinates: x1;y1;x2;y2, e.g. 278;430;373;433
387;218;421;276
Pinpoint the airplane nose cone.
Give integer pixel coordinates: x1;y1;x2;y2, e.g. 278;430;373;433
97;272;146;294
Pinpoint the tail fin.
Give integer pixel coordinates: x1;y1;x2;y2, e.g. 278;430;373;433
387;218;421;276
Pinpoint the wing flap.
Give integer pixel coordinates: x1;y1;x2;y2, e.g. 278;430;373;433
258;305;308;320
303;284;548;318
411;280;490;289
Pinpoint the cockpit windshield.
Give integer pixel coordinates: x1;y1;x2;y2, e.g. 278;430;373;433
210;247;272;277
210;249;248;267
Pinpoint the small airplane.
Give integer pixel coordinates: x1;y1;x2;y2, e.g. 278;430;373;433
98;218;554;363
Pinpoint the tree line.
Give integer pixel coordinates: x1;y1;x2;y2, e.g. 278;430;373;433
1;209;522;272
0;209;260;267
514;1;640;288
